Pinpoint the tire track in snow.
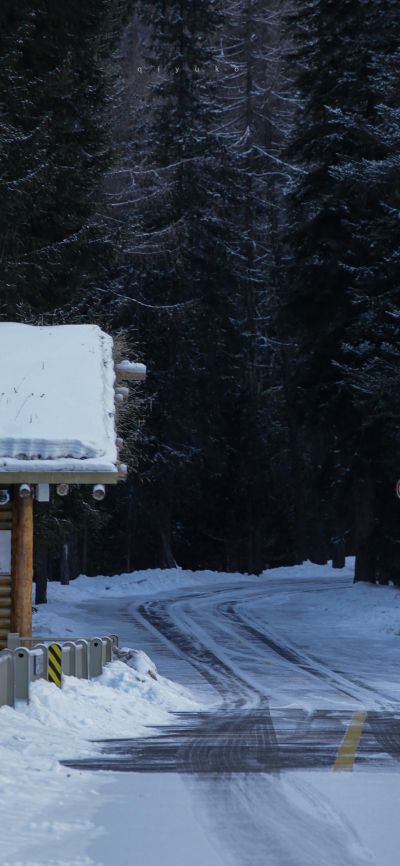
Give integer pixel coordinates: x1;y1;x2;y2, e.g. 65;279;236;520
225;600;397;710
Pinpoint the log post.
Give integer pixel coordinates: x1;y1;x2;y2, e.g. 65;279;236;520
11;484;33;639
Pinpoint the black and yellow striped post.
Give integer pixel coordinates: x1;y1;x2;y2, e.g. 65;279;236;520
48;643;62;687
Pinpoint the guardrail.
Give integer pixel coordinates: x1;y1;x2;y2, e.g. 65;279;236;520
0;633;119;709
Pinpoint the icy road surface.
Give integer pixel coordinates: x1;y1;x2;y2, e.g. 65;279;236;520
43;562;400;866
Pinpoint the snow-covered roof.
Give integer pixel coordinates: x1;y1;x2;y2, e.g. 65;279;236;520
0;323;118;482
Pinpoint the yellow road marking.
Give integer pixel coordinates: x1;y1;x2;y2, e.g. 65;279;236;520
333;710;367;772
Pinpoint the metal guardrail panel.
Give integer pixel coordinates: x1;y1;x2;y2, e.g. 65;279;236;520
75;640;89;679
0;650;14;708
32;644;48;681
102;636;113;664
89;638;103;678
14;648;30;701
7;633;21;651
0;633;118;707
62;642;77;677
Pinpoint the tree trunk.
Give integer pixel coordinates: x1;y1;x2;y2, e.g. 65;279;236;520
307;429;327;565
60;542;70;585
354;463;376;583
159;505;177;569
307;501;327;565
127;488;133;573
281;347;307;563
35;549;48;604
82;526;88;576
332;539;345;569
252;524;263;576
68;533;79;580
11;485;34;638
332;518;346;568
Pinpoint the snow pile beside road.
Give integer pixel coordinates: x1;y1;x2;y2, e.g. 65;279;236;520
39;559;354;606
320;580;400;637
0;657;197;762
16;659;196;745
52;566;251;600
114;646;158;679
0;657;198;857
244;560;400;643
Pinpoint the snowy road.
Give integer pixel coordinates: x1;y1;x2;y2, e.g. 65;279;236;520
53;567;400;865
63;577;400;775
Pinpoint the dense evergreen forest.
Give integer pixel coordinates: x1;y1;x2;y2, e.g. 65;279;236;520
1;0;400;590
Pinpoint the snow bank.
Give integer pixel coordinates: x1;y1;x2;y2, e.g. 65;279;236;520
4;659;196;746
0;655;197;773
47;566;258;601
0;323;117;471
0;657;198;862
35;559;354;615
310;579;400;637
43;559;357;603
242;557;400;642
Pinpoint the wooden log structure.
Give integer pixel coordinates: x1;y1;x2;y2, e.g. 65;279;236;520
0;326;147;644
0;578;11;650
0;500;12;649
11;485;33;641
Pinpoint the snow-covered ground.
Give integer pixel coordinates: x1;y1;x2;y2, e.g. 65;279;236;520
2;559;400;864
0;649;198;864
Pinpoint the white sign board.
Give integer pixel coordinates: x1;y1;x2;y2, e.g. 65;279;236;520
0;530;11;574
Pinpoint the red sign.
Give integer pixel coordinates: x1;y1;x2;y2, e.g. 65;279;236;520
396;480;400;499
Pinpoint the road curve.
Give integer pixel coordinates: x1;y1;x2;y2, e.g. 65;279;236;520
62;575;400;774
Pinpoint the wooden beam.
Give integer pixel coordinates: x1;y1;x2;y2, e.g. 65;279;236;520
0;472;118;484
11;485;33;640
115;361;146;381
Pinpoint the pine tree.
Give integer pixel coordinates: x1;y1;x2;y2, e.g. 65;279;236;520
332;1;400;583
215;0;299;571
107;0;241;568
285;0;400;582
100;0;300;574
0;1;135;595
0;0;133;313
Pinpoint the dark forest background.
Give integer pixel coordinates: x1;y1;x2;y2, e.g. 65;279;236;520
2;0;400;593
